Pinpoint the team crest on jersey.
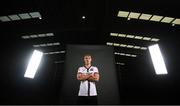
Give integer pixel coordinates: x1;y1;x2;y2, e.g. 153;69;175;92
90;68;93;71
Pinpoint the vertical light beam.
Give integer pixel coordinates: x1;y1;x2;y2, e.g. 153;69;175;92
148;44;168;75
24;50;43;78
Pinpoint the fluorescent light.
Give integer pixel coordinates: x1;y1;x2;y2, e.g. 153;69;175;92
38;34;46;37
8;15;20;20
161;17;174;23
129;12;140;19
150;15;163;22
47;43;53;46
60;51;66;53
143;37;151;41
117;11;129;18
30;35;38;38
19;13;31;19
0;16;11;22
116;62;125;65
133;46;141;49
151;38;160;42
148;44;168;75
40;44;46;47
134;36;143;39
53;42;60;45
125;54;131;56
126;45;134;48
140;47;147;50
24;50;43;79
106;42;113;46
21;33;55;39
44;50;66;55
113;43;120;46
120;44;127;47
172;18;180;25
139;14;152;20
131;55;137;57
29;12;41;18
118;34;126;37
120;53;125;56
114;52;119;55
22;36;30;39
126;35;134;38
46;33;54;36
33;45;40;47
110;33;118;36
115;52;137;58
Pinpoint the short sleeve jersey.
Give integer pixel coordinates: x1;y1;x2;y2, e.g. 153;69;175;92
77;66;99;96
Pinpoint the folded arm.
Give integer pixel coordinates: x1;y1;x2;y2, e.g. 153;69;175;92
88;72;99;82
77;72;99;82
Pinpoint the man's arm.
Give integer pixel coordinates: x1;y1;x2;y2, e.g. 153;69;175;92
77;72;91;81
88;72;99;82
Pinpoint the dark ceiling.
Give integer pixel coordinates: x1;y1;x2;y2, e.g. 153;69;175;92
0;0;180;104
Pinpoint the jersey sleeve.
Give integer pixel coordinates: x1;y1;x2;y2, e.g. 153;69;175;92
93;67;99;73
77;67;83;73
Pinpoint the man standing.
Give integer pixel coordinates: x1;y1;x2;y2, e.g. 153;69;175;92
77;54;100;104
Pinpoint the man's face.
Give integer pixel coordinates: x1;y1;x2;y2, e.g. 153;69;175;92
84;56;92;65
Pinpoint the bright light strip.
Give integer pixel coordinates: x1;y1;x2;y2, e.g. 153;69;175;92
106;42;113;46
44;51;66;55
21;33;54;39
148;44;168;75
151;38;160;42
126;35;134;38
110;33;118;36
117;10;180;26
106;42;147;50
126;45;134;48
139;14;152;20
24;50;43;79
134;36;143;39
29;12;41;18
113;43;120;46
114;52;137;57
0;12;42;22
133;46;141;49
120;44;127;47
143;37;151;41
140;47;147;50
161;17;174;23
8;15;21;20
128;12;140;19
33;42;60;47
110;33;160;42
19;13;31;19
0;16;10;22
116;62;125;65
118;34;126;37
150;15;163;22
172;19;180;25
117;11;129;18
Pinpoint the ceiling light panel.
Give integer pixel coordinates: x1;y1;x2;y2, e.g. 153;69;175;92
128;12;140;19
0;16;11;22
150;15;163;22
172;18;180;25
8;15;20;20
117;11;129;18
110;33;118;36
139;14;152;20
18;13;31;19
29;12;41;18
161;17;174;23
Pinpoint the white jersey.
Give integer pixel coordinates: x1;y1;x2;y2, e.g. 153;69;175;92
78;66;99;96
